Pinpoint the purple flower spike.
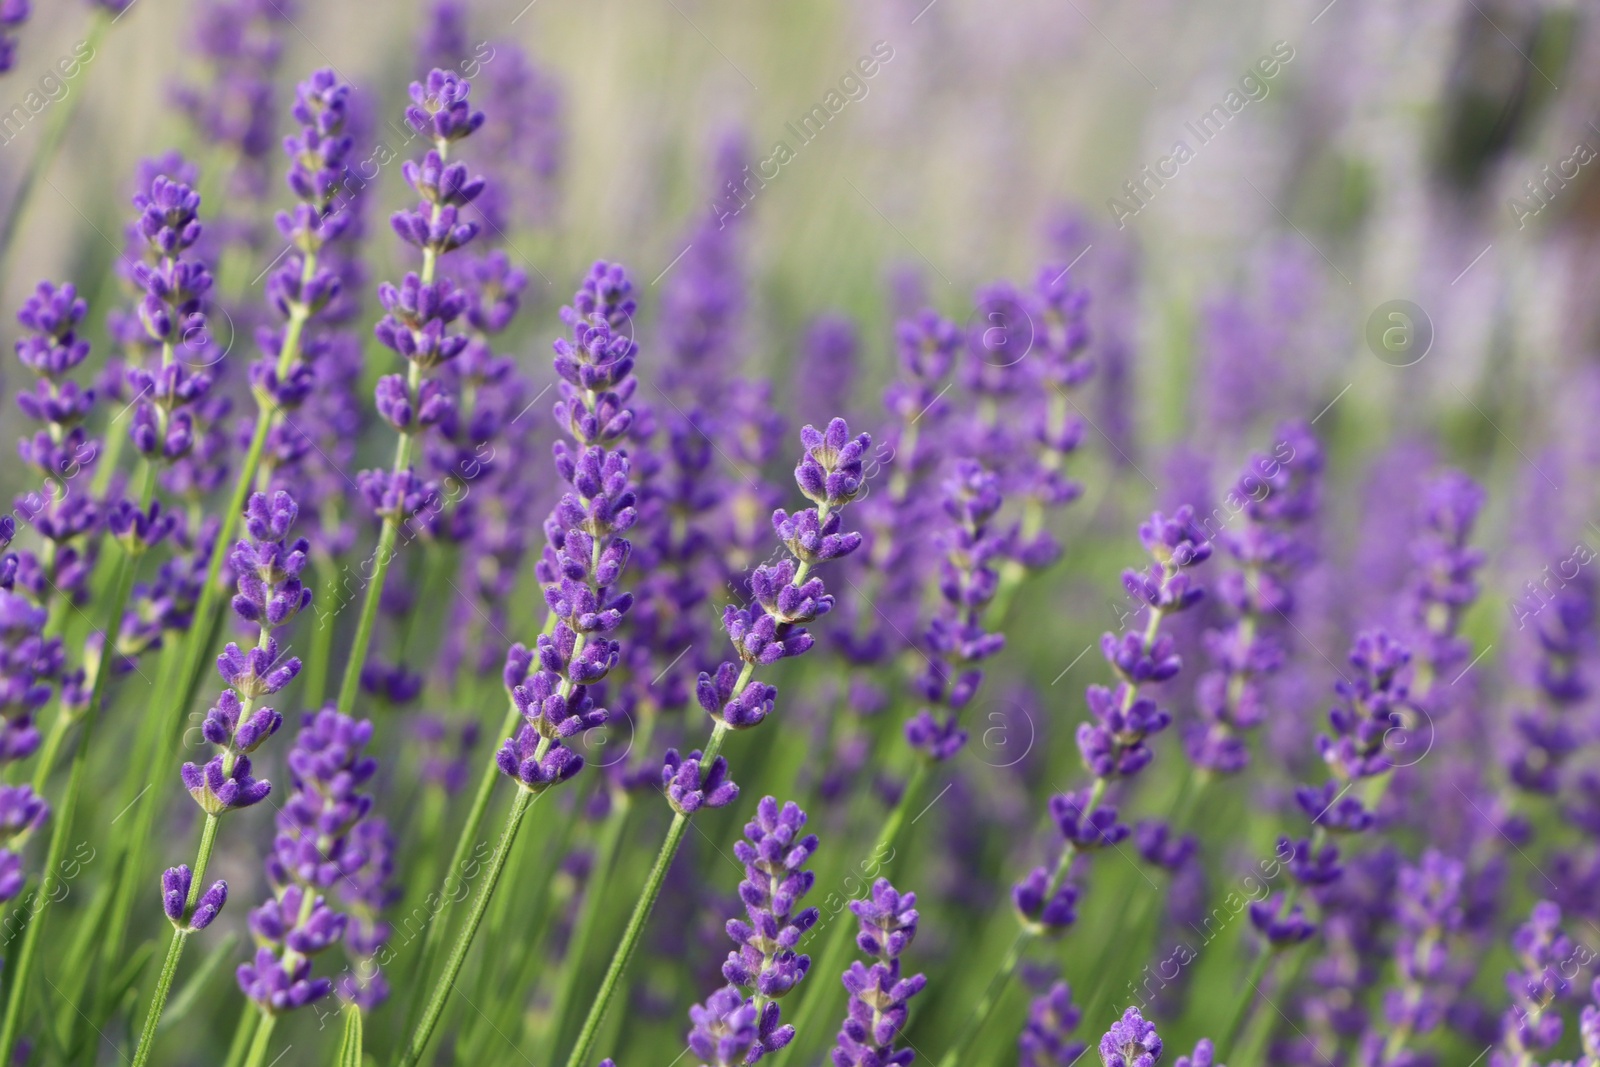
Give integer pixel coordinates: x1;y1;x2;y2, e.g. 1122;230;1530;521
662;748;739;814
688;797;819;1064
1099;1006;1163;1067
834;881;929;1067
240;709;385;1015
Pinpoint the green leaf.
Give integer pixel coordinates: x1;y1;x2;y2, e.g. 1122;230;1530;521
335;1001;363;1067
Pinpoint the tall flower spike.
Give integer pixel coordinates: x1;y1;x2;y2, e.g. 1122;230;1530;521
688;797;820;1064
696;417;870;742
361;67;488;529
1186;424;1324;775
178;491;309;817
240;709;381;1014
905;459;1008;762
831;878;927;1067
1491;901;1573;1063
12;280;103;612
252;69;360;484
497;262;640;793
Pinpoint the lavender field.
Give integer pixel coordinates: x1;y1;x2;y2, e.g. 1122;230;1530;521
0;1;1591;1065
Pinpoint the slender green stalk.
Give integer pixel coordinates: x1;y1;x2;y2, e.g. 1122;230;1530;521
240;1010;277;1067
335;496;406;715
84;641;186;1039
129;812;220;1067
940;929;1027;1064
0;462;150;1061
300;556;340;708
398;786;536;1067
395;696;520;1040
561;800;696;1067
539;712;656;1061
220;988;260;1067
779;759;930;1063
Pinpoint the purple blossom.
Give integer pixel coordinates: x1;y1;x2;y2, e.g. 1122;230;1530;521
1099;1006;1162;1067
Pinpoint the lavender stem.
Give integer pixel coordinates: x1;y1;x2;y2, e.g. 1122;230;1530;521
397;785;537;1067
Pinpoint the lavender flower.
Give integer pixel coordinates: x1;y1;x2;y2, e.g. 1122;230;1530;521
124;174;218;468
12;280;102;610
832;879;926;1067
495;262;639;792
252;68;361;491
1100;1006;1162;1067
1363;850;1465;1064
172;0;294;200
0;592;48;765
689;416;870;767
1490;901;1573;1065
161;864;226;931
688;797;820;1064
1009;507;1208;944
240;709;379;1013
178;491;309;816
1187;424;1323;774
905;459;1007;760
359;68;488;525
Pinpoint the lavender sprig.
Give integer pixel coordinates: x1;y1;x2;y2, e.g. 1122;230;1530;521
934;507;1210;1067
399;261;641;1066
237;709;382;1059
688;797;822;1065
338;67;487;719
565;417;871;1067
830;878;926;1067
130;490;312;1067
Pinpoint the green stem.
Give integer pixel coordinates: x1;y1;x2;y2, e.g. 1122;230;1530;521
241;1010;278;1067
396;697;520;1041
0;462;149;1061
301;557;339;708
334;493;406;716
129;812;221;1067
540;717;654;1062
221;1003;260;1067
933;929;1027;1067
561;804;695;1067
88;639;186;1033
397;786;536;1067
